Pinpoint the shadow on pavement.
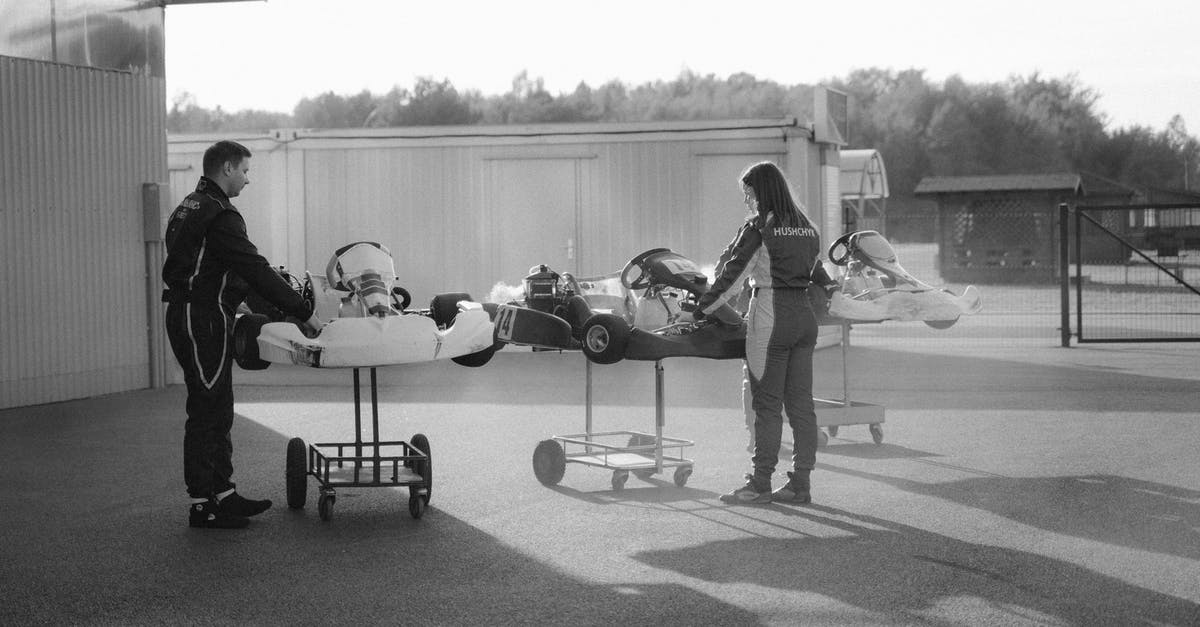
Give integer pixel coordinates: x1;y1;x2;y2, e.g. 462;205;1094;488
632;504;1199;625
819;463;1200;562
0;389;755;625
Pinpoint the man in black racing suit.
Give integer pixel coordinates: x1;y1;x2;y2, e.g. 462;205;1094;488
695;161;835;505
163;140;323;529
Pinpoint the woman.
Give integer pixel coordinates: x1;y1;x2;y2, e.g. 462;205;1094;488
694;161;833;505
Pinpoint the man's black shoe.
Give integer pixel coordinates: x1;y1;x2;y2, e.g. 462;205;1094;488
189;499;249;529
218;492;272;517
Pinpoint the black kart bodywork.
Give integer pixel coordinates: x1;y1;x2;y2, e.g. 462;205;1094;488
492;250;749;364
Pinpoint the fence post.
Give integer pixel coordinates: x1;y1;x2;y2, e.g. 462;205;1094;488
1058;203;1071;347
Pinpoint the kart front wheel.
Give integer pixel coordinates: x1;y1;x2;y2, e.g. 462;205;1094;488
233;313;271;370
452;345;496;367
581;314;630;365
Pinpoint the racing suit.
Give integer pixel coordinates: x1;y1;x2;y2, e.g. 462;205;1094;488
162;177;313;499
696;215;832;490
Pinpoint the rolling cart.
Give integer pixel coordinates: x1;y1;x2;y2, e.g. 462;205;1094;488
285;367;432;521
816;322;885;445
532;359;694;491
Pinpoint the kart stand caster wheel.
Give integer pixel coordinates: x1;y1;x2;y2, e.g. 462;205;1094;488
611;470;630;491
633;468;656;481
286;437;308;509
827;425;839;438
408;490;426;519
673;465;692;488
817;430;829;448
318;491;336;522
869;423;884;445
409;433;432;505
533;439;566;486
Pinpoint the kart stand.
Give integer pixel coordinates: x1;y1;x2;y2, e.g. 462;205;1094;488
285;367;433;521
533;359;695;491
815;322;886;445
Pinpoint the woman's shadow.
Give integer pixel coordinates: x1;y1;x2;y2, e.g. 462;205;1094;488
632;503;1199;624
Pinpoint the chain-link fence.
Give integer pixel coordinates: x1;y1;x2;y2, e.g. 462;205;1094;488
1070;204;1200;343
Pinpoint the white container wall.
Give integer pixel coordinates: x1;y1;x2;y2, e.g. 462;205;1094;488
1;56;167;408
167;120;829;309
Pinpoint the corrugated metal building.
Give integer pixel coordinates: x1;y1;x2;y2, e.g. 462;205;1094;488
1;2;168;409
167;120;830;301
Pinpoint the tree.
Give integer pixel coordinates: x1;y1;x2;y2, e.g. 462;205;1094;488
1167;115;1198;190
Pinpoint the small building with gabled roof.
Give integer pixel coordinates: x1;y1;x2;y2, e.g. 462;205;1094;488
914;172;1137;283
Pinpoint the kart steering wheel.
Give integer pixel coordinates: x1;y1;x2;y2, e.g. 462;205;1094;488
620;248;672;290
828;232;857;266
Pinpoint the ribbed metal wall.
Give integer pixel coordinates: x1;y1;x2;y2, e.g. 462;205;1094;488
1;56;167;408
168;123;823;309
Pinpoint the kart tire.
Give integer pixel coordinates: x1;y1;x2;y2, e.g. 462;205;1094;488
533;439;566;486
430;292;472;328
286;437;308;509
924;318;958;329
581;313;630;365
563;295;594;340
452;345;495;368
233;313;271;370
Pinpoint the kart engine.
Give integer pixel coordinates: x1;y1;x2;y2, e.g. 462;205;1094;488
524;265;569;314
326;241;400;318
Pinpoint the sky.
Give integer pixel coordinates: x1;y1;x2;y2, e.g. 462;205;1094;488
164;0;1200;132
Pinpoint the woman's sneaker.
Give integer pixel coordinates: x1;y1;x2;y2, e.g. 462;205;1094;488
771;471;811;504
189;499;250;529
719;474;772;505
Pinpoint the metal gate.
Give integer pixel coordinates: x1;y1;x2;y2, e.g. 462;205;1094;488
1060;203;1200;344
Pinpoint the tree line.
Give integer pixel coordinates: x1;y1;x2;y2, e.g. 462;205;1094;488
168;68;1199;197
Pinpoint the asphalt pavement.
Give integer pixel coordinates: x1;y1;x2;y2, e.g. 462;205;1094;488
2;335;1198;626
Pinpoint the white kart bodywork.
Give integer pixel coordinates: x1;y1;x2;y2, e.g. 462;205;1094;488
828;284;982;323
256;303;495;368
825;230;982;325
254;242;495;368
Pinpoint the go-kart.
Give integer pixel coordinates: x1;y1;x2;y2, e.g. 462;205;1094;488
494;230;982;365
824;230;982;328
490;250;747;365
234;241;498;369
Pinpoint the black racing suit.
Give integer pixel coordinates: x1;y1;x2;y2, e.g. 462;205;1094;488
696;214;833;490
162;177;312;499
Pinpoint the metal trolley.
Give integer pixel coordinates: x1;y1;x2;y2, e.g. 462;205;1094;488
532;359;695;491
815;322;886;445
285;367;432;522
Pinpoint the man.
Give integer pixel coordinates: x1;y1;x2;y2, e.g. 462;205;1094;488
163;140;324;529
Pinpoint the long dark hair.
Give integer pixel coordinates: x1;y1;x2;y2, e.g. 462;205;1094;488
740;161;812;230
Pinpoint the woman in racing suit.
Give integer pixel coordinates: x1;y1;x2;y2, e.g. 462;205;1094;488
695;161;833;505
